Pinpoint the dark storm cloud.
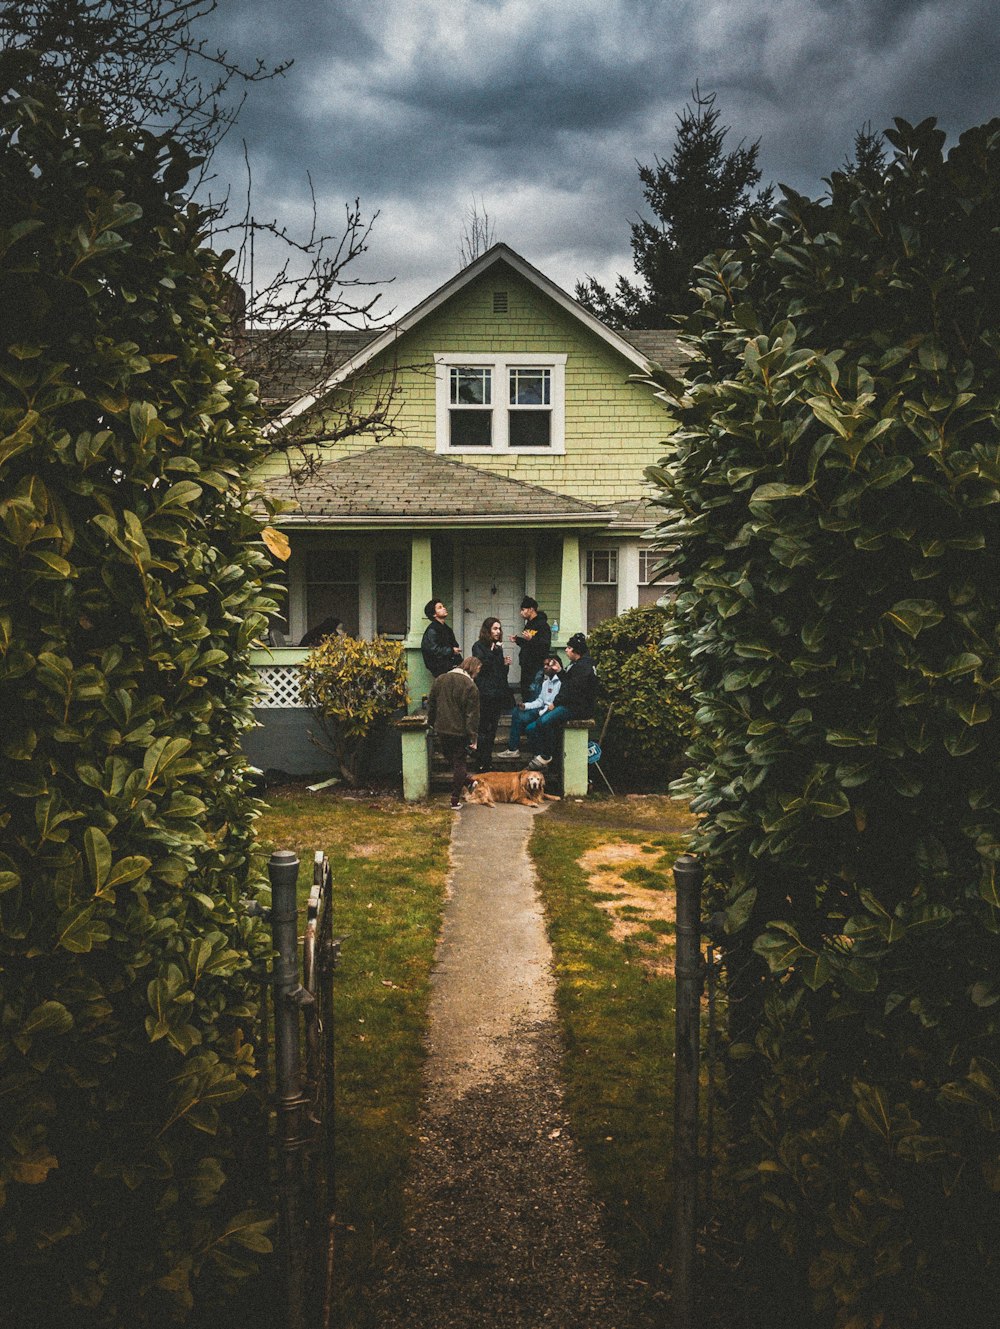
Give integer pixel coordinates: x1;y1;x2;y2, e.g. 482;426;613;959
203;0;1000;316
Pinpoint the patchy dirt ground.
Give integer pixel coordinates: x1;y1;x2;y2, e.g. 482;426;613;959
578;842;678;977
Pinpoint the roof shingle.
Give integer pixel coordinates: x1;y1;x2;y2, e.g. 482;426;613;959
267;446;614;525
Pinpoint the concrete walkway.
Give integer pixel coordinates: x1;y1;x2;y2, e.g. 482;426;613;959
366;803;660;1329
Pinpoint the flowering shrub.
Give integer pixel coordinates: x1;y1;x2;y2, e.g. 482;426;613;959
299;634;407;784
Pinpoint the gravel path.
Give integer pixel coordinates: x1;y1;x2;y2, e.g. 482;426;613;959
366;803;666;1329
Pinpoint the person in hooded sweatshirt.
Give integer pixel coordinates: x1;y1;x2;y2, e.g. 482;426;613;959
498;655;562;757
509;596;551;700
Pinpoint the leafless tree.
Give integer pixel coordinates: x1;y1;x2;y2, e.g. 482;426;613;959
2;0;402;466
459;195;497;267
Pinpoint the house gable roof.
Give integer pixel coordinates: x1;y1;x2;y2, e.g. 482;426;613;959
267;445;615;528
267;243;676;433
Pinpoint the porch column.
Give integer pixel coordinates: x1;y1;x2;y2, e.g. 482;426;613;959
557;532;582;647
405;535;434;713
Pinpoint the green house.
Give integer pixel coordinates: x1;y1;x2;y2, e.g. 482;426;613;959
246;243;680;776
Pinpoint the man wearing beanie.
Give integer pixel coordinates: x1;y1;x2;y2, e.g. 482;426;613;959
525;631;597;767
509;596;551;699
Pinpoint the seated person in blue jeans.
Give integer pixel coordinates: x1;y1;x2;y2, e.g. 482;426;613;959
498;656;562;757
525;633;597;768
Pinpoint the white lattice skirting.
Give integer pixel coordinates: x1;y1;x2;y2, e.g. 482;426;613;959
255;665;305;709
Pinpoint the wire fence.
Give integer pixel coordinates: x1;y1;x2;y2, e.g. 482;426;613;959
672;855;767;1329
245;849;339;1329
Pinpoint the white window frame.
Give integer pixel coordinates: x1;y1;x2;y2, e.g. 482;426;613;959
434;353;566;455
585;547;618;586
638;548;668;586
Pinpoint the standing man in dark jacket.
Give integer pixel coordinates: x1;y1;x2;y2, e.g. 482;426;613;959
525;632;597;767
428;657;481;808
509;596;551;699
421;597;462;678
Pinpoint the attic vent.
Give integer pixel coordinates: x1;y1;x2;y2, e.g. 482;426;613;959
492;290;509;314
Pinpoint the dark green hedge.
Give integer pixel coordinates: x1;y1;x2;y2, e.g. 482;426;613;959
647;117;1000;1326
1;60;275;1325
587;604;694;788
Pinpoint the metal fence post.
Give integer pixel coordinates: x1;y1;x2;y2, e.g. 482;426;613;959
673;853;704;1329
269;849;311;1329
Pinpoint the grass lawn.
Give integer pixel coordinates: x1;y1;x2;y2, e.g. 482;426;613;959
528;793;694;1285
255;786;692;1320
255;786;452;1328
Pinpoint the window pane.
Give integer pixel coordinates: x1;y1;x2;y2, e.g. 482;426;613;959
305;548;359;638
638;584;666;607
585;549;618;584
509;367;550;406
376;583;408;635
450;411;492;447
587;584;617;631
451;366;491;405
376;548;409;635
508;411;551;448
376;550;408;582
306;585;359;638
305;548;359;583
639;548;668;584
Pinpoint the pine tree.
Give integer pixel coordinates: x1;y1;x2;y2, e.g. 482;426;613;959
577;87;773;327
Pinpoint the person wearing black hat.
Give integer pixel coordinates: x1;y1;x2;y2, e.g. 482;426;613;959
421;597;462;678
509;596;551;699
525;631;597;767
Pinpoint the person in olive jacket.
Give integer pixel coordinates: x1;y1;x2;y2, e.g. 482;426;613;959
509;596;551;698
471;616;512;771
427;656;481;808
421;597;462;678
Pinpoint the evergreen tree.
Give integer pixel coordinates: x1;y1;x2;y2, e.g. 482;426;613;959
577;87;773;327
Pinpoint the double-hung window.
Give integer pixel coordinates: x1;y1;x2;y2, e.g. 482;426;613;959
638;547;671;606
436;354;566;454
585;547;618;631
304;548;360;637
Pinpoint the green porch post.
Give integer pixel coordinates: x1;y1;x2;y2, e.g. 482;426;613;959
557;532;582;647
405;534;433;713
394;714;431;801
562;719;594;797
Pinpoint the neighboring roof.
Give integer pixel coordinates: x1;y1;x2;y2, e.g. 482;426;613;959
242;328;380;406
608;496;668;532
266;445;616;528
266;243;678;433
623;330;688;376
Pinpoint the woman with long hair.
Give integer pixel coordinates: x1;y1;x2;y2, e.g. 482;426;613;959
471;616;511;772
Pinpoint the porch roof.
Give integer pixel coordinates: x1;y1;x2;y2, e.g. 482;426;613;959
267;445;616;529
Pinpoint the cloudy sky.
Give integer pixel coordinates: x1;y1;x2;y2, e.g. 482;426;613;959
201;0;999;322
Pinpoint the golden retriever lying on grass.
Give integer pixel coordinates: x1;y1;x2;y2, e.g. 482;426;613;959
465;769;559;807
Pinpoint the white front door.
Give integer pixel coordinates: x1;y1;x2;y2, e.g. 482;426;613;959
461;546;525;651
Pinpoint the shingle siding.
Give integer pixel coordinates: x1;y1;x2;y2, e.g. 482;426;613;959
258;260;675;511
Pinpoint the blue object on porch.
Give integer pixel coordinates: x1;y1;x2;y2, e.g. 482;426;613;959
587;740;614;794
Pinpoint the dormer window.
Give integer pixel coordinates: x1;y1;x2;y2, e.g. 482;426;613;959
436;354;566;454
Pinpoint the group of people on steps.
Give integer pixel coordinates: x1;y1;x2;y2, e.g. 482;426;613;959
421;595;597;808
